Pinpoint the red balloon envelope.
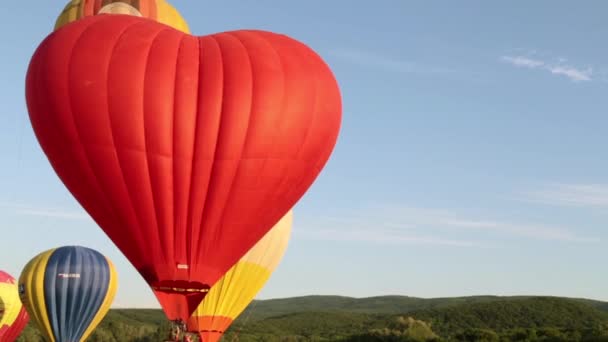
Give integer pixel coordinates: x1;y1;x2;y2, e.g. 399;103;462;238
25;15;341;321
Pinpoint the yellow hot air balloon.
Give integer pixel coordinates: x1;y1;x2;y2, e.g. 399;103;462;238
187;211;293;342
54;0;190;33
19;246;118;342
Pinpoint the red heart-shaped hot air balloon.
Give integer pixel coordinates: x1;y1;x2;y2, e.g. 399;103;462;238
25;14;341;321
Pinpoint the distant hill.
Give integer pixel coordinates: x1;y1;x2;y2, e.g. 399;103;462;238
241;294;608;319
15;295;608;341
409;297;608;337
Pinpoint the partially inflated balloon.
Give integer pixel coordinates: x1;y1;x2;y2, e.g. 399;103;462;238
0;271;29;342
26;14;341;322
187;211;292;342
18;246;118;342
55;0;190;33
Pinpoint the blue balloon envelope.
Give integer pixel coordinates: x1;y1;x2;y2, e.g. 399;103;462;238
19;246;118;342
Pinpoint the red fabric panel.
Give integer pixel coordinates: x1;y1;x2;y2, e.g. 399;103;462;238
26;15;341;321
0;308;29;342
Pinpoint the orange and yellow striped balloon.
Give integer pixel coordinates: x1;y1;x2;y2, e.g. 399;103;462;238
187;211;293;342
54;0;190;33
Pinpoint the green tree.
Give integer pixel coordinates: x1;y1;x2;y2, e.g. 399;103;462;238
454;328;499;342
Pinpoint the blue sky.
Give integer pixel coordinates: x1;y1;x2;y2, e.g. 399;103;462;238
1;1;608;308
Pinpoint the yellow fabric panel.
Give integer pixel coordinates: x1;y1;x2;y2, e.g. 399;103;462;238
0;281;22;329
54;0;190;33
241;211;293;269
155;0;191;33
18;249;57;342
80;256;118;342
192;210;293;320
194;262;272;319
54;0;84;31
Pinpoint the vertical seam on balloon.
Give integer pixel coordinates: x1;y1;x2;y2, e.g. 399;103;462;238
74;247;96;341
91;0;102;16
192;35;223;280
228;263;248;319
235;31;288;239
26;257;40;339
206;31;255;274
64;18;141;257
83;0;93;17
69;248;82;340
239;31;285;174
185;35;203;280
71;250;89;341
58;249;68;340
252;32;298;234
168;32;184;279
60;249;71;340
45;251;56;341
67;18;136;243
201;32;258;324
124;24;170;282
213;258;238;318
44;251;60;341
27;249;56;341
79;248;100;342
142;28;174;280
80;250;112;341
70;248;87;340
84;255;117;340
83;250;100;341
173;33;194;279
190;35;215;274
101;21;164;283
62;21;111;219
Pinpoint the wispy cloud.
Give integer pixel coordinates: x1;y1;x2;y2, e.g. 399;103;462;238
0;202;89;220
329;47;456;75
295;206;598;246
547;65;592;82
519;183;608;208
500;54;593;82
501;56;544;68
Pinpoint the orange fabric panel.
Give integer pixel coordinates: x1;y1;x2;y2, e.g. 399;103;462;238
189;315;233;334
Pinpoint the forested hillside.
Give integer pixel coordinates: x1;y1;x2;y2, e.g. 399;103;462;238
15;295;608;341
